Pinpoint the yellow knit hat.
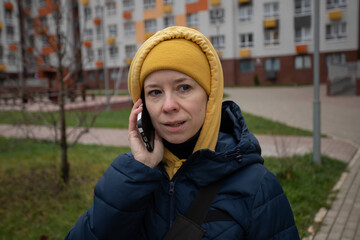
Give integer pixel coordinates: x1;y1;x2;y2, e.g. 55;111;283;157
140;39;211;95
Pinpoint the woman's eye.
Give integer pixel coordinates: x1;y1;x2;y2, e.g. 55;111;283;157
149;90;162;96
179;85;191;92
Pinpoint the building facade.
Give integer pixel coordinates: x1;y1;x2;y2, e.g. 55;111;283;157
0;0;359;91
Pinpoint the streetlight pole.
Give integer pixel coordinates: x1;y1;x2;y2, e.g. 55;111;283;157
313;0;321;164
101;6;110;111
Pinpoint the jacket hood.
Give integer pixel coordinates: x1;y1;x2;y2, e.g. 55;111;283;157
128;26;224;179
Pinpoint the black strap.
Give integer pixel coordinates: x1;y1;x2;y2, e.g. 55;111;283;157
185;180;224;225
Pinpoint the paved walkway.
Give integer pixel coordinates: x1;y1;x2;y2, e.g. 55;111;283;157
0;84;359;239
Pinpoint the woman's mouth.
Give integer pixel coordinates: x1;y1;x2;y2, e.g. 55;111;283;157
165;121;185;127
163;121;186;132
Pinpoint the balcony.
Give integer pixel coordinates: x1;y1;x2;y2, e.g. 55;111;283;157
264;18;277;28
296;44;307;53
96;61;103;67
81;0;89;5
163;5;172;13
210;0;221;6
123;11;132;19
0;22;3;29
9;44;18;51
0;64;6;71
106;37;116;44
125;58;132;65
93;18;101;25
239;48;251;58
83;41;92;48
329;10;342;20
4;2;14;10
239;0;250;3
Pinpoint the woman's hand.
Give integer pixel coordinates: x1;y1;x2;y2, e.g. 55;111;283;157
128;99;164;168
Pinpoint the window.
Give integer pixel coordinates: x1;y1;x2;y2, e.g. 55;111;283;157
264;29;279;45
125;45;137;58
87;48;94;61
327;0;347;9
240;33;253;48
41;36;49;46
25;0;32;9
95;5;102;17
164;0;173;4
40;16;47;27
326;22;346;40
295;55;311;69
6;25;14;41
124;22;135;35
164;16;175;28
295;26;311;42
265;58;280;71
88;72;95;81
145;19;157;33
123;0;134;11
240;60;254;73
108;24;117;37
0;46;4;62
96;26;102;40
106;1;116;15
144;0;156;9
187;13;198;27
5;9;13;20
39;0;46;7
326;53;346;67
26;17;33;29
110;69;118;81
42;55;50;65
295;0;311;15
210;8;224;23
239;5;253;21
97;48;103;59
109;46;119;58
99;70;104;81
211;35;225;49
84;7;92;21
84;29;93;41
8;54;16;65
264;2;279;18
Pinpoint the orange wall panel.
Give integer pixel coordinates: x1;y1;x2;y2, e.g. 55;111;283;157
144;0;163;20
186;0;208;13
175;15;186;26
136;21;145;44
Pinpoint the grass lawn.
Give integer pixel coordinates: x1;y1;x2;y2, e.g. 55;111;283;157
0;137;346;239
0;108;313;136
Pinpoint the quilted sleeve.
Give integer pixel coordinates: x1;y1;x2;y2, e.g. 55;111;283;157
65;153;162;240
247;169;300;240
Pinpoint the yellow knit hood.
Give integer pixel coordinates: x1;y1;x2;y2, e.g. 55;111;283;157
128;26;224;179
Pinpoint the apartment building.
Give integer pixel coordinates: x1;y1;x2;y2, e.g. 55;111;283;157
0;0;359;90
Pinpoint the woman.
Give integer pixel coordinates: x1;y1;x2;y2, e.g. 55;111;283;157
66;26;299;239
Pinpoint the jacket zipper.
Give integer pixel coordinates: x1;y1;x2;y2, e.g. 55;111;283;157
168;181;176;228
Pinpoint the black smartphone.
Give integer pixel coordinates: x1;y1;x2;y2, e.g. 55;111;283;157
137;102;154;152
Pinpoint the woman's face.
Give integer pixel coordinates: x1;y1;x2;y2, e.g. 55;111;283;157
144;70;208;144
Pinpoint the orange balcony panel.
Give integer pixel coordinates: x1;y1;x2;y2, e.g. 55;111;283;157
38;7;51;17
93;18;101;25
125;58;132;65
0;64;7;71
81;0;89;5
0;22;3;29
296;44;307;53
27;47;34;53
329;10;342;20
42;46;54;55
5;2;14;10
83;41;92;48
9;44;18;51
264;18;277;28
239;0;250;3
239;48;251;57
107;37;116;44
123;11;132;19
96;61;103;67
211;0;221;6
163;5;172;13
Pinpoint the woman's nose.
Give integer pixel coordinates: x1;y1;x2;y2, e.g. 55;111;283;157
162;94;179;113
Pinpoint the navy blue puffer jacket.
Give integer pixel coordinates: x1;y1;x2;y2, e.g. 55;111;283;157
65;101;300;239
